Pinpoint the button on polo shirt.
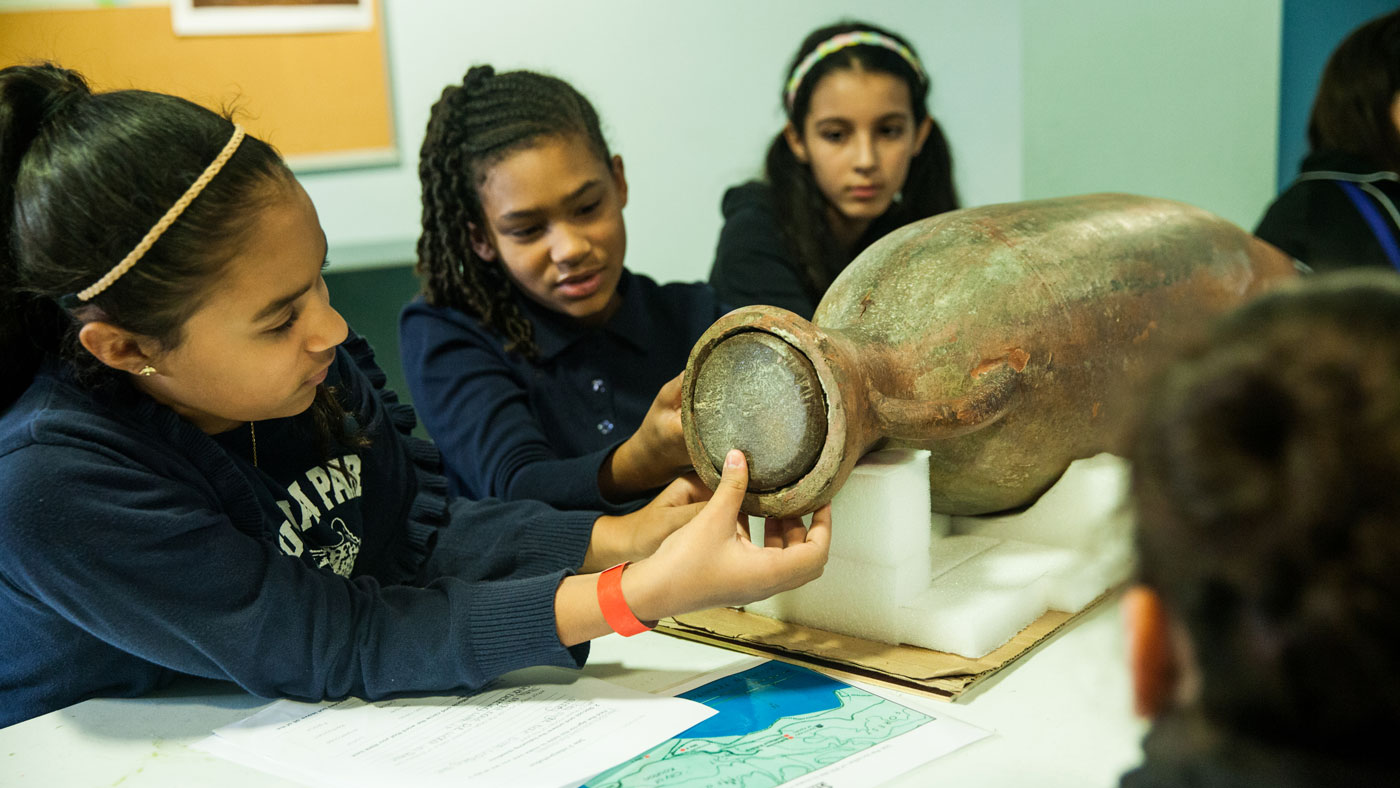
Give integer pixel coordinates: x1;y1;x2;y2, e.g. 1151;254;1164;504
399;270;729;512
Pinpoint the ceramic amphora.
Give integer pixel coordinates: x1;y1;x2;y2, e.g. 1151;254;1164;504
681;193;1298;516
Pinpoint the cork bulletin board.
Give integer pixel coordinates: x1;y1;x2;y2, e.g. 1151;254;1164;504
0;0;395;171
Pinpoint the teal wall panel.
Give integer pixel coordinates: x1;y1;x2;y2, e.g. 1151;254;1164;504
325;263;423;432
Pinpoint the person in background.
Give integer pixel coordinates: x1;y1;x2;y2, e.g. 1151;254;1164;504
1120;271;1400;786
707;20;959;319
1255;10;1400;273
0;63;830;728
402;66;728;513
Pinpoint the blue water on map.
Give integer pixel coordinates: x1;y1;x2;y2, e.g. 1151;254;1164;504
675;661;843;738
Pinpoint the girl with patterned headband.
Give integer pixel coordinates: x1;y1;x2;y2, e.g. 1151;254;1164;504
0;63;829;727
708;20;960;319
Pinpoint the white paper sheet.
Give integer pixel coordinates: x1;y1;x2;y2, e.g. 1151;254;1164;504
195;671;714;788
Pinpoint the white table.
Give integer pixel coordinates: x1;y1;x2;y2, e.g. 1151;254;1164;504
1;593;1146;787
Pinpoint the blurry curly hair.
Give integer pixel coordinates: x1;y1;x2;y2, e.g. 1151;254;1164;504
1129;270;1400;757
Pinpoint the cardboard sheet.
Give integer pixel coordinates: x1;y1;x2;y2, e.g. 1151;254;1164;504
655;591;1114;701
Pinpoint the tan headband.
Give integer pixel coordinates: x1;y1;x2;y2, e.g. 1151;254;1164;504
74;124;247;303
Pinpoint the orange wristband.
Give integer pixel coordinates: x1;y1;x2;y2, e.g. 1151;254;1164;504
597;562;655;637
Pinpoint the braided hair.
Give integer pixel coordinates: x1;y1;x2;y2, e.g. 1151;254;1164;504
767;21;958;301
416;65;612;359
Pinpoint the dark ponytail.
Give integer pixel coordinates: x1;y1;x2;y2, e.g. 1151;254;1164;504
766;21;959;298
0;65;87;406
416;65;612;359
0;62;291;408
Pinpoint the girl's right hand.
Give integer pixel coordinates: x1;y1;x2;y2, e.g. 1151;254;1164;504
619;449;831;621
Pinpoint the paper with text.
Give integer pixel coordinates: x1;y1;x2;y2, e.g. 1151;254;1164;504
198;673;714;788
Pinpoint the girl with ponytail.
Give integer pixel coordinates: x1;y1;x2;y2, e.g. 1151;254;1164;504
402;66;728;512
0;63;828;727
708;21;959;319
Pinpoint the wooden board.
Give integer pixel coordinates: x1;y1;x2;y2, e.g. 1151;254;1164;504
655;590;1117;701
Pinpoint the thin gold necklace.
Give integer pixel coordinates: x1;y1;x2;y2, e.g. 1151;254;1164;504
250;421;259;467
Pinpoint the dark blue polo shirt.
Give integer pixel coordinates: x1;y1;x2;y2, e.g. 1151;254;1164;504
399;270;728;512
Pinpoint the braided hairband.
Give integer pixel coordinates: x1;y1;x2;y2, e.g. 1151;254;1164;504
784;31;926;113
70;124;247;304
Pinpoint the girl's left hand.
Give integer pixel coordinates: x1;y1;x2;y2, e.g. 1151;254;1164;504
633;372;690;469
582;472;712;572
598;372;693;500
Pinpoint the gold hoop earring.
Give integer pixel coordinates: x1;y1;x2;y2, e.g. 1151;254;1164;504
138;365;157;377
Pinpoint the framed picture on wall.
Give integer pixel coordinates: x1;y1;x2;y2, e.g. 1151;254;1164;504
172;0;374;36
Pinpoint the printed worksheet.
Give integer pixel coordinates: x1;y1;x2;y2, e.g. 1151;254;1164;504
197;670;714;788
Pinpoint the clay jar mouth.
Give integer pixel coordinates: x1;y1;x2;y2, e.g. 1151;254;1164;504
691;331;826;491
681;306;853;517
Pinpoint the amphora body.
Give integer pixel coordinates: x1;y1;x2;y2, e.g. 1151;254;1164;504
681;193;1297;516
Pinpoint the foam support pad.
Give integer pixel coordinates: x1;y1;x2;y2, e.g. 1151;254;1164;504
742;450;1134;658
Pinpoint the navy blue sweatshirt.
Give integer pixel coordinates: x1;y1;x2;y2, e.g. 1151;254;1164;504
707;181;907;320
0;334;594;728
1255;150;1400;273
399;270;727;512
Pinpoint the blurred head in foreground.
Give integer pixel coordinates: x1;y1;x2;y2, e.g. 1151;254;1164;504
1123;270;1400;783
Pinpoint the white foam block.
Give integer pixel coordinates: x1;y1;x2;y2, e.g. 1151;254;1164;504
951;453;1130;550
897;585;1043;660
1044;535;1135;613
743;553;928;643
741;449;1135;660
897;540;1076;658
829;449;945;566
742;449;939;644
740;594;791;626
928;534;1000;579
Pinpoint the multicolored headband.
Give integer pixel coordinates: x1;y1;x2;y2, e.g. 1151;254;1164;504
72;124;247;303
785;31;926;113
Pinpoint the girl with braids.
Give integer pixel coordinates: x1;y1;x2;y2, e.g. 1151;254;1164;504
708;21;959;319
401;66;728;511
1120;271;1400;786
0;63;829;727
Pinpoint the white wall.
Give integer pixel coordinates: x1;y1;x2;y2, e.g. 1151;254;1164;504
305;0;1282;282
5;1;1284;279
1020;0;1282;229
302;0;1024;282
